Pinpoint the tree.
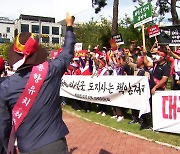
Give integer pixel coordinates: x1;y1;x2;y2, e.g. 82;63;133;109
74;18;111;49
111;0;119;36
0;43;12;60
92;0;119;36
92;0;107;13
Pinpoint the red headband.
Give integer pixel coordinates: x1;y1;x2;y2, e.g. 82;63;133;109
14;33;39;56
157;51;167;57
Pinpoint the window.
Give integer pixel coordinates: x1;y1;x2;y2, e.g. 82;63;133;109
52;38;59;44
7;27;10;33
42;26;49;34
21;24;29;32
52;27;59;35
42;37;49;43
32;25;39;33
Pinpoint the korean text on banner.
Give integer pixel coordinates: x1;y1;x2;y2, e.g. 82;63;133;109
152;91;180;134
133;2;152;28
60;75;151;117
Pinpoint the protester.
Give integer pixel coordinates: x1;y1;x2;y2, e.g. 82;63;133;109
108;52;126;122
95;56;109;116
128;55;152;129
0;13;75;154
143;46;170;94
0;56;6;154
166;46;180;90
0;57;5;82
141;46;170;128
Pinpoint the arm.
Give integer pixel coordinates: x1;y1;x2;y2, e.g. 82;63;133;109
151;76;169;94
79;57;85;68
51;13;76;74
91;52;99;66
167;45;180;60
128;61;136;71
142;48;153;68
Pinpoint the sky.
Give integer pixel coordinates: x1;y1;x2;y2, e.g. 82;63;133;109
0;0;179;23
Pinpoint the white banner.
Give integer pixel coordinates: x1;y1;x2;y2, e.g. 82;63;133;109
152;91;180;134
74;43;83;51
60;75;150;117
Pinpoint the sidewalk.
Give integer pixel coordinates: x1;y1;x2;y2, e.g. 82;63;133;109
63;112;180;154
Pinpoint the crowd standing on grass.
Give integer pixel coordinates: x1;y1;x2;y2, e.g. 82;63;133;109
0;14;180;154
59;42;180;130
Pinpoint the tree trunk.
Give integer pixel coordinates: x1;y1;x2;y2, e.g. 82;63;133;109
111;0;119;36
171;0;179;25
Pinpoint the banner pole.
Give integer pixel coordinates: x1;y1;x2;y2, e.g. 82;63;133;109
155;36;158;47
142;24;145;49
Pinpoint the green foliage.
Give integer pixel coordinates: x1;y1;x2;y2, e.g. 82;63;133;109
74;18;111;50
75;15;156;51
0;43;12;60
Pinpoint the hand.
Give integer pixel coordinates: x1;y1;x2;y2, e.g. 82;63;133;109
166;45;171;54
66;12;75;26
151;87;156;95
142;47;147;56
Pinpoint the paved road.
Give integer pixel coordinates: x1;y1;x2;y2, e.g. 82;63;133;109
64;112;180;154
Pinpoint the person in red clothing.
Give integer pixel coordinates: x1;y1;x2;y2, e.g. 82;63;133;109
166;46;180;90
71;61;81;75
96;58;109;116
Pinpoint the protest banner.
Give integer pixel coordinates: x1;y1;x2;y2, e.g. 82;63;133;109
157;25;180;46
133;2;152;49
74;50;87;59
112;33;124;45
74;43;83;51
133;2;152;28
148;25;160;38
60;75;150;117
152;91;180;134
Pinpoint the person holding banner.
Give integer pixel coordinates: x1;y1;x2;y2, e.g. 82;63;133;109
142;46;170;128
0;13;76;154
96;58;109;116
142;46;170;94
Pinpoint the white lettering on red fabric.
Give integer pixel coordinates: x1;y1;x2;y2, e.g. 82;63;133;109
34;73;42;83
22;97;31;106
14;110;22;119
28;86;36;95
37;64;45;72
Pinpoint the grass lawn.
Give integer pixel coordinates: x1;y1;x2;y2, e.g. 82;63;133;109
62;103;180;148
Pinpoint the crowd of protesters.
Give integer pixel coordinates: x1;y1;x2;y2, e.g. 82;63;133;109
0;27;180;153
53;41;180;130
1;40;180;131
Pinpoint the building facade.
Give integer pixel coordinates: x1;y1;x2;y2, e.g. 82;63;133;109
14;14;63;45
0;17;14;43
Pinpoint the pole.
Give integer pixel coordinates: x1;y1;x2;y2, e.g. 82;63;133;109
142;24;145;49
39;19;41;44
155;36;158;47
